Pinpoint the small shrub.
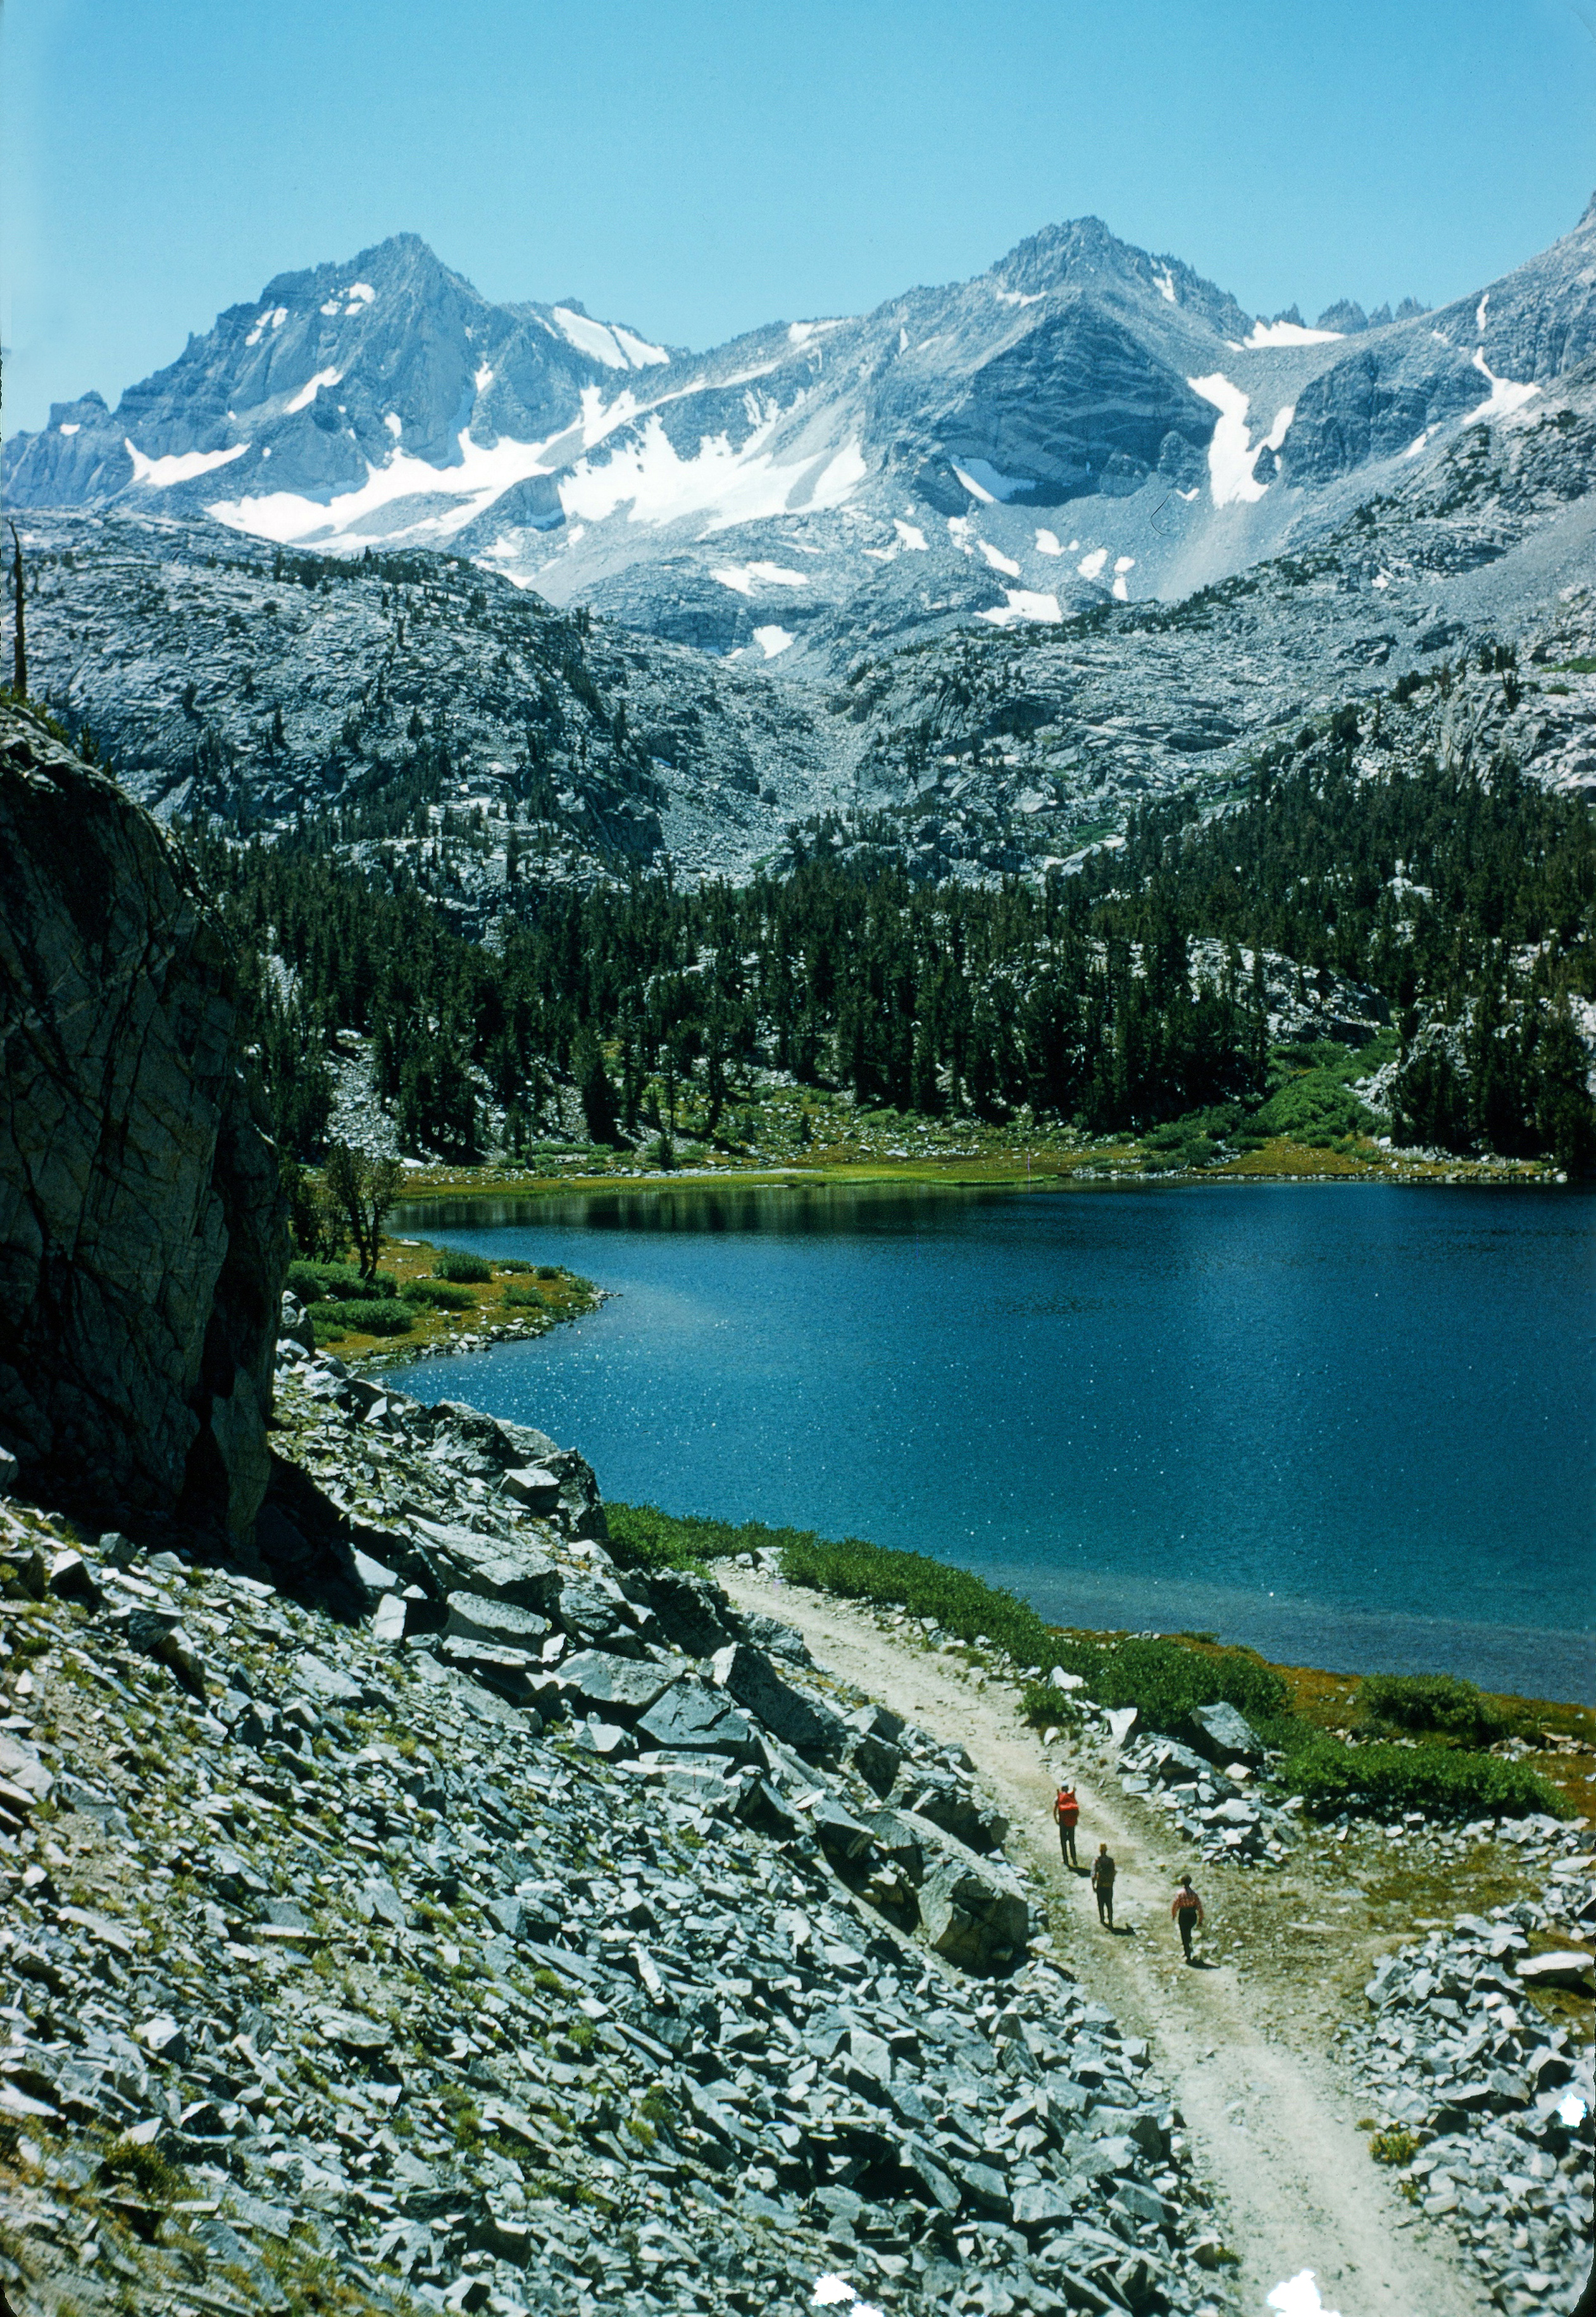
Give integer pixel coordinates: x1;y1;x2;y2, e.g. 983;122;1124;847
435;1249;492;1283
97;2137;189;2206
311;1299;414;1340
287;1259;398;1304
497;1256;533;1272
605;1501;805;1574
537;1264;561;1279
439;2086;482;2149
1285;1732;1568;1820
401;1278;475;1311
1357;1673;1522;1746
1369;2127;1420;2166
502;1283;546;1308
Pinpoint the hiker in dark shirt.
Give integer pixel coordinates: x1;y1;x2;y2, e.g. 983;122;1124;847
1052;1783;1080;1868
1171;1877;1204;1963
1090;1842;1116;1927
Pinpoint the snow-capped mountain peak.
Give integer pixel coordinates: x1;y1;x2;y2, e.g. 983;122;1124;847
8;199;1593;667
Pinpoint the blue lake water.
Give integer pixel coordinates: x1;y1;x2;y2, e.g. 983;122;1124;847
387;1181;1596;1703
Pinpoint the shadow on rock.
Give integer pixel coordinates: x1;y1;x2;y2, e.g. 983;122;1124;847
254;1455;376;1622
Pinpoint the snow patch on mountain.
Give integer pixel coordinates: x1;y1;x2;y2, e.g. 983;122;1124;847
1188;374;1294;505
127;440;251;488
284;366;344;414
710;562;811;595
558;413;867;534
1245;318;1342;348
977;587;1061;627
613;325;670;368
207;425;572;543
1466;346;1540;423
954;458;1035;503
553;308;630;369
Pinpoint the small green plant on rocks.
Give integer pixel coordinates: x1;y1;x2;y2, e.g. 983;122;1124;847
97;2136;189;2206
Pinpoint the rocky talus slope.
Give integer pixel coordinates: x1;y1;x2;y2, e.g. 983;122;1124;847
0;703;285;1539
1340;1897;1595;2313
0;1340;1237;2317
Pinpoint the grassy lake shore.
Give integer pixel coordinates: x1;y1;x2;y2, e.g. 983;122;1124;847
383;1128;1562;1213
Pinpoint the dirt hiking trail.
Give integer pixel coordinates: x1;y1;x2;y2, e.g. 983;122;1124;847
721;1570;1492;2317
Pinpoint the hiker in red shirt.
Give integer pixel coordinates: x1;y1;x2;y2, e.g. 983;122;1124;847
1052;1783;1081;1868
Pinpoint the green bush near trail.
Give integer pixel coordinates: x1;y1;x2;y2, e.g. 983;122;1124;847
401;1278;475;1311
1283;1732;1568;1821
1021;1639;1290;1737
780;1530;1290;1732
287;1259;399;1304
1356;1672;1524;1746
605;1502;823;1576
435;1250;493;1283
310;1299;415;1342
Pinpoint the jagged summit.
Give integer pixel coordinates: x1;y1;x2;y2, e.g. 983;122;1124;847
990;215;1254;340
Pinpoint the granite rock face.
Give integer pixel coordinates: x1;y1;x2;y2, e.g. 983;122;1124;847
0;703;286;1535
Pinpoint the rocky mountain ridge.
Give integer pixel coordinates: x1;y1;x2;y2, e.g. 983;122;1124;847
7;199;1595;678
11;340;1595;908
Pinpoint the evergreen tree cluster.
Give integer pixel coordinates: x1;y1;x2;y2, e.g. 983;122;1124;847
195;732;1596;1174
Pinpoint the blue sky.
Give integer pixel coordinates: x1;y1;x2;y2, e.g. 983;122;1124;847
3;0;1593;433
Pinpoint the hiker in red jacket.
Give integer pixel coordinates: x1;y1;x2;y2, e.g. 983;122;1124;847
1052;1783;1081;1868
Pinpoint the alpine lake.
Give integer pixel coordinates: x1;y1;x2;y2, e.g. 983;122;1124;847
387;1177;1596;1706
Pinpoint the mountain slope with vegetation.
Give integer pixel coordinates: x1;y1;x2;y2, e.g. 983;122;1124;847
189;671;1595;1178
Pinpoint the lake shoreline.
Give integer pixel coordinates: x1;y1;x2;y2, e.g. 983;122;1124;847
383;1136;1568;1213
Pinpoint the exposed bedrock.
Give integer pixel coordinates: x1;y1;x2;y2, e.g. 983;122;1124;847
0;701;287;1536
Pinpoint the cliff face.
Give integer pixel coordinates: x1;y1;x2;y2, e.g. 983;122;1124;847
0;702;285;1536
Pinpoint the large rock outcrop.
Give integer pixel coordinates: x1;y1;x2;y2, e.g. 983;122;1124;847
0;702;285;1535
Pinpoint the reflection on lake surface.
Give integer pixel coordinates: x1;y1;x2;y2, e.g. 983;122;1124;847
387;1180;1596;1702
